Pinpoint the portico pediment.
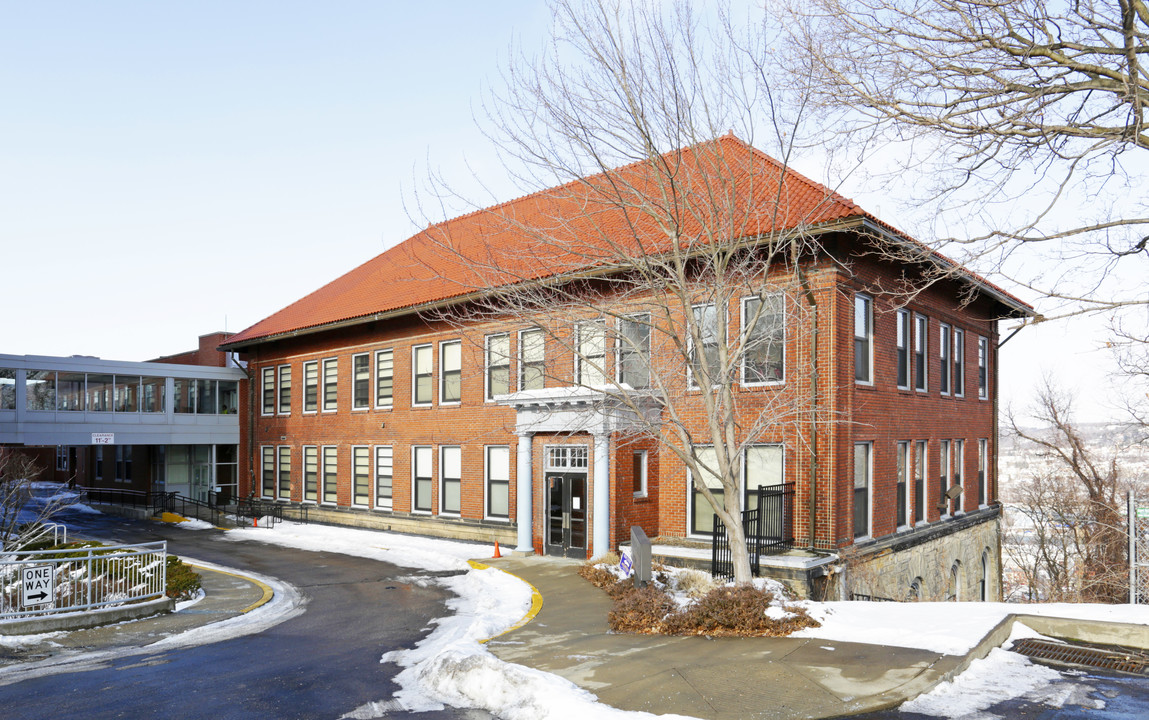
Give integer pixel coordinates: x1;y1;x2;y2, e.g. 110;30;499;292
496;385;663;436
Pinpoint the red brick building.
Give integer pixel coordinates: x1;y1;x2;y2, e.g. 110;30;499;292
222;136;1032;600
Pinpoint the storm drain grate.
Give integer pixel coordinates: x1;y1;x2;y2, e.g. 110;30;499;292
1012;638;1149;675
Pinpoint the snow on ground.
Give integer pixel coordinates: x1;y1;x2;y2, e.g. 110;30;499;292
168;517;214;530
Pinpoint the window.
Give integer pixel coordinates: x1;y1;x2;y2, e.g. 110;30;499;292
546;445;588;470
322;446;338;504
519;328;545;391
440;341;462;404
352;354;370;410
322;358;338;412
115;446;132;482
897;441;908;527
939;440;950;517
303;361;319;413
914;440;926;523
277;365;292;415
978;438;988;506
195;379;217;414
413;446;433;512
56;446;68;471
953;329;965;397
853;442;871;538
352;446;370;507
277;446;291;500
440;446;461;514
895;310;910;389
375;446;393;510
0;369;15;410
632;450;647;497
141;377;163;413
576;320;606;386
743;295;785;385
939;323;951;395
953;439;964;513
689;446;723;536
486;334;511;400
375;349;394;408
978;336;989;400
618;315;651;389
744;445;783;510
854;295;873;383
413;345;433;405
303;446;318;502
261;367;275;416
95;447;103;479
486;446;511;519
689;304;721;387
914;314;928;391
114;376;140;412
261;446;276;498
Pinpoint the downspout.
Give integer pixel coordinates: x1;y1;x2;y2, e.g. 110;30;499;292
797;267;819;551
245;348;257;498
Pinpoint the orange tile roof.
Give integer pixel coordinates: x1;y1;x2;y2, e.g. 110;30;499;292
223;135;1030;349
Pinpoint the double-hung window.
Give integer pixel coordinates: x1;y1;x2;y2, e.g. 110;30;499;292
440;341;462;404
895;310;910;389
277;365;292;414
744;444;783;519
618;314;651;389
854;295;873;384
952;439;964;512
352;446;370;507
953;329;965;397
977;337;989;400
914;314;928;392
742;294;785;385
413;345;433;406
896;441;908;527
486;334;511;400
277;446;291;500
519;328;545;391
375;349;393;408
939;440;951;517
375;446;393;510
486;446;510;519
440;446;461;515
261;368;276;416
261;446;275;498
939;324;951;395
632;450;648;497
352;354;370;410
303;446;318;502
303;361;319;413
690;304;721;387
322;358;338;412
853;442;872;538
413;446;433;512
322;446;338;504
914;440;926;523
689;446;723;535
576;320;606;386
978;438;988;506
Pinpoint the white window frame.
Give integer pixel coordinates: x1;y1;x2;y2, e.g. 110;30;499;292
854;294;873;385
977;336;989;400
914;314;928;392
632;449;648;498
352;353;371;411
686;445;724;538
375;348;394;409
302;445;318;503
853;442;872;539
897;440;910;529
617;313;651;389
277;364;292;415
321;445;338;505
939;440;951;519
277;445;292;501
895;309;910;390
349;445;370;508
953;328;965;398
439;445;462;516
740;294;785;387
575;319;607;387
261;445;276;499
939;323;951;396
518;328;545;391
303;360;319;414
412;445;433;514
412;344;433;407
261;367;276;416
321;357;338;413
440;340;462;405
688;302;721;389
485;445;511;520
485;333;511;401
374;445;393;511
978;438;989;507
914;440;927;524
953;439;965;513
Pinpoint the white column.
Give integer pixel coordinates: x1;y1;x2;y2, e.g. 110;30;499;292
515;432;534;554
592;431;610;558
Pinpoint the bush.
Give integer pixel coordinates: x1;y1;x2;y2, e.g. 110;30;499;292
166;555;202;600
608;584;678;633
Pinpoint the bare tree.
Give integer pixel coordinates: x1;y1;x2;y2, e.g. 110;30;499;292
1004;381;1134;603
411;0;848;582
0;448;76;551
783;0;1148;324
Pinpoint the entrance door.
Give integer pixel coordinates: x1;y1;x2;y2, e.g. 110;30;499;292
546;472;587;558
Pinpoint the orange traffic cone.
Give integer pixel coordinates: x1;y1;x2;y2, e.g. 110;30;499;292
254;517;258;528
492;541;502;558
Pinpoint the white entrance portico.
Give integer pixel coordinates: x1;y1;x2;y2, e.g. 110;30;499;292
498;386;662;557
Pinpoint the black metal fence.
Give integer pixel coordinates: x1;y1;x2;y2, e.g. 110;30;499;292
711;482;795;579
80;486;310;528
234;497;311;527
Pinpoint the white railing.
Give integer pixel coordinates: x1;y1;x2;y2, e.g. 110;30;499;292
0;541;167;620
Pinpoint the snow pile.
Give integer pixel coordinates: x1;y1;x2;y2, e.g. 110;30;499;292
169;517;214;530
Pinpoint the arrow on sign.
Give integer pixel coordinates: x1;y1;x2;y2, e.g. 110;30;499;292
25;591;48;602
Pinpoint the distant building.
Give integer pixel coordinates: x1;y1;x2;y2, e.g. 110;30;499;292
223;136;1032;599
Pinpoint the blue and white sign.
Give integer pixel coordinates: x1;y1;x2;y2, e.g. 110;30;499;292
619;552;633;576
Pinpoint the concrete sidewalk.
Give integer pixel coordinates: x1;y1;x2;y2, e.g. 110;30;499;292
484;555;965;720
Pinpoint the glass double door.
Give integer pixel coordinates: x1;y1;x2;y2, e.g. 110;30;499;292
546;472;587;558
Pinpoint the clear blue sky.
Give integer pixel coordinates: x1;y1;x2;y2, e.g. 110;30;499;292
0;2;1120;421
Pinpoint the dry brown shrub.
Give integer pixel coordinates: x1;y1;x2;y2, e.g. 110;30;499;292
578;562;622;591
607;584;678;634
672;569;719;598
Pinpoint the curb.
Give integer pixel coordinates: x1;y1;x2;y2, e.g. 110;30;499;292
185;563;275;614
468;559;544;643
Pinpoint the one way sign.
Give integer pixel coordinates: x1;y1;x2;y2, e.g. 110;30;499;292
21;565;55;607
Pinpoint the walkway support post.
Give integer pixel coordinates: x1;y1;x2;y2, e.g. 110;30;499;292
592;432;610;558
515;432;534;554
